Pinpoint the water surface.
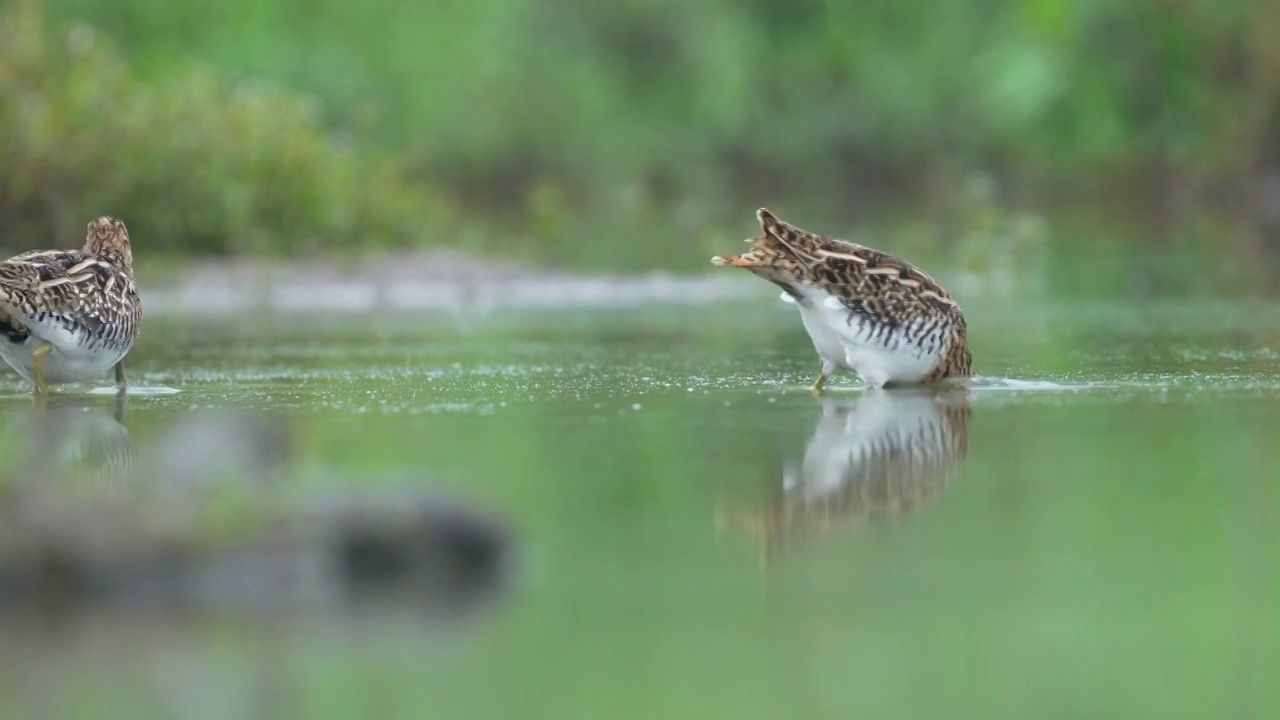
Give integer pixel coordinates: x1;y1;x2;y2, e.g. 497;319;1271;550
0;296;1276;719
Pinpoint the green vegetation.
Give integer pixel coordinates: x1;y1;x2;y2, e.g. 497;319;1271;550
5;0;1279;271
0;2;451;257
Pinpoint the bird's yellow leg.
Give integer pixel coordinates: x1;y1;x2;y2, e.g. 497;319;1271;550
31;344;51;394
810;360;837;397
810;373;828;395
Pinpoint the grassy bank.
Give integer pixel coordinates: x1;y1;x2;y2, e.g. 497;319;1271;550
5;0;1280;284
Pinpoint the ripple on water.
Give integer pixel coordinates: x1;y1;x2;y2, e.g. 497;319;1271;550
964;376;1097;391
772;377;1094;394
86;384;182;396
0;384;182;399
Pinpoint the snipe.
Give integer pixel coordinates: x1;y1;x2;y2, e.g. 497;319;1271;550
0;217;142;394
712;209;972;392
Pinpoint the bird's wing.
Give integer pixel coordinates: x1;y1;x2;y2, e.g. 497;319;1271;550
0;250;107;321
809;241;961;327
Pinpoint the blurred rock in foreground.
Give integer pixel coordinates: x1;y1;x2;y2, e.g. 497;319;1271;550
0;405;516;622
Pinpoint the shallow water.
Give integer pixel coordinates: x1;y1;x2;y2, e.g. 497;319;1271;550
0;294;1277;719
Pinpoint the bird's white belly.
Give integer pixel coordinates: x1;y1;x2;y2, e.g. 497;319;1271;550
0;334;127;385
838;316;939;387
792;297;847;369
787;284;942;388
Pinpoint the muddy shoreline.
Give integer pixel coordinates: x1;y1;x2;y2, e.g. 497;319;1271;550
138;251;758;315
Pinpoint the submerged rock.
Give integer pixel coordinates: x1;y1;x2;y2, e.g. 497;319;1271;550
0;405;516;620
0;495;512;614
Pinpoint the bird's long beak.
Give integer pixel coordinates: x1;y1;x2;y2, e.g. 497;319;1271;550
711;251;765;268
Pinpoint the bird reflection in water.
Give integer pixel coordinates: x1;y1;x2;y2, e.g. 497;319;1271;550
718;387;972;562
0;394;133;490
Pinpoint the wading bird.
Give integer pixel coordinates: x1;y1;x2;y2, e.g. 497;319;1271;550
712;209;971;392
0;217;141;395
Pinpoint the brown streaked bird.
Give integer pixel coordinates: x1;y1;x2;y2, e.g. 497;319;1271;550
0;217;141;394
712;208;972;392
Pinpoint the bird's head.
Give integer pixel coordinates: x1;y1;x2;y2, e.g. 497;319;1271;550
83;217;133;271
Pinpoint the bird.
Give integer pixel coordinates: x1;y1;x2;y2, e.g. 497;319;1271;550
712;208;972;393
0;217;142;395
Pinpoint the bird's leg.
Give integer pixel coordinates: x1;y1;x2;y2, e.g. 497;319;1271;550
31;344;51;394
810;360;837;397
113;387;127;423
810;375;827;396
114;360;127;396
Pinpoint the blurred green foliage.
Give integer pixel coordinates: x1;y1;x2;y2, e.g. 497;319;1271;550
0;2;452;257
6;0;1280;269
